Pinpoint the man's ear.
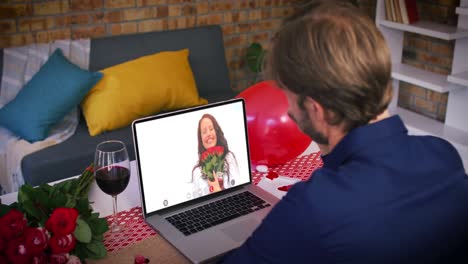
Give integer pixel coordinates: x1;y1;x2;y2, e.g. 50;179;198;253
304;97;326;123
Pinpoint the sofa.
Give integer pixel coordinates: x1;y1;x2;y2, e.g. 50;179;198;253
0;25;236;186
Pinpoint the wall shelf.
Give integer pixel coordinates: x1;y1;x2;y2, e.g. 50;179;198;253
378;20;468;40
448;71;468;86
456;7;468;16
392;63;454;93
376;0;468;169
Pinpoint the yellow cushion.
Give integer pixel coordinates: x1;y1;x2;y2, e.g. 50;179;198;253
81;49;208;136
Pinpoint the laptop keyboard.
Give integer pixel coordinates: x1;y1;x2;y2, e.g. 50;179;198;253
166;191;271;236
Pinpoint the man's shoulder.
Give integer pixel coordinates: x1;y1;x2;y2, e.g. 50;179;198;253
412;134;457;150
406;134;464;169
285;168;357;217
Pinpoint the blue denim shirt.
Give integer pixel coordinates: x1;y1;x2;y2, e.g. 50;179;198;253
222;115;468;263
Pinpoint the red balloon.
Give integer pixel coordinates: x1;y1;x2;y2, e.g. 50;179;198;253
236;81;312;167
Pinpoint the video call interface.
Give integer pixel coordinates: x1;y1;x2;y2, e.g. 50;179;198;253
135;101;251;213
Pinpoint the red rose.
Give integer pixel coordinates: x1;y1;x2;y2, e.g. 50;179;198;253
0;237;6;252
45;208;79;236
49;253;69;264
0;209;27;240
49;234;76;254
0;254;8;264
201;146;225;162
85;164;94;173
214;146;224;155
25;227;49;255
6;236;31;264
32;253;47;264
201;150;209;162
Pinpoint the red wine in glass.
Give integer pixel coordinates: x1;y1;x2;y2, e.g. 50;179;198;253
94;140;130;233
96;166;130;196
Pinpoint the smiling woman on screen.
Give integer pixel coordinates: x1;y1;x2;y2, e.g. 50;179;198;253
191;113;239;197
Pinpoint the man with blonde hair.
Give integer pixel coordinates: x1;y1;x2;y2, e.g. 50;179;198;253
222;1;468;263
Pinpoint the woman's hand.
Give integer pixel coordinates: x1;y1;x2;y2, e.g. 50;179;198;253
207;171;222;193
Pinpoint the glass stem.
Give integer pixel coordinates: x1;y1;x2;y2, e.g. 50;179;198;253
112;195;119;232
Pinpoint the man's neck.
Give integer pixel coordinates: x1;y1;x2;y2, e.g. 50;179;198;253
369;109;390;124
321;109;391;155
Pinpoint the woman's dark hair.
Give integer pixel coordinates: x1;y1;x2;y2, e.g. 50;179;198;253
191;114;237;182
196;114;229;156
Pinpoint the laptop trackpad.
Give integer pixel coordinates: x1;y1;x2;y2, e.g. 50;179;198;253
222;219;260;242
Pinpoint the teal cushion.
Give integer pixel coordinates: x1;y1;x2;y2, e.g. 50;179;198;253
0;49;103;142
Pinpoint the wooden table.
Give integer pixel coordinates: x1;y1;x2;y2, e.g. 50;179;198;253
88;235;190;264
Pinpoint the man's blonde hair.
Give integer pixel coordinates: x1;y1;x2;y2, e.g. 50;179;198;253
266;0;393;132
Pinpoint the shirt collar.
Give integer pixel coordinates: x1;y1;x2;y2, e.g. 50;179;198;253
321;115;407;169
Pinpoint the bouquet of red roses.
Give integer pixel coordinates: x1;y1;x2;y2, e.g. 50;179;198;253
200;146;226;182
0;164;109;264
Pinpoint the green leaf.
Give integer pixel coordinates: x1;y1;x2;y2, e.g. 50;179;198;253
18;184;35;204
8;202;19;210
211;160;216;167
76;198;92;217
65;194;77;208
35;188;51;209
73;243;89;261
246;42;266;73
53;179;78;198
74;217;92;243
89;217;109;235
89;212;100;220
49;191;67;208
65;183;76;195
86;240;107;259
38;183;52;192
92;233;103;241
0;204;11;217
51;180;67;192
39;218;47;227
21;200;43;222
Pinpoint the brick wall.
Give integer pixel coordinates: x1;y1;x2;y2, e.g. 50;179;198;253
1;0;457;116
399;0;460;122
0;0;296;92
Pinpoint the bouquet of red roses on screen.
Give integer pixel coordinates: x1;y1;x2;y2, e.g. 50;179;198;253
201;146;226;184
0;164;109;264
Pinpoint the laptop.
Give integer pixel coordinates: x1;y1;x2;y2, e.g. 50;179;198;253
132;98;279;263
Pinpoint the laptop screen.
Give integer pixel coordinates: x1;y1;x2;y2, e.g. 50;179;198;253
133;99;252;214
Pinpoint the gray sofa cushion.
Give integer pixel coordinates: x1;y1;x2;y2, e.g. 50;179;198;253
17;25;236;186
22;118;133;185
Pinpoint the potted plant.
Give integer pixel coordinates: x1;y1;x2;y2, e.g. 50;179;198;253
246;42;267;83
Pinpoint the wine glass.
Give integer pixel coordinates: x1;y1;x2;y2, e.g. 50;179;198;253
94;140;130;233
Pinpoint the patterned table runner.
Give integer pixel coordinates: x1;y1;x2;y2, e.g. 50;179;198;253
103;152;323;252
252;152;323;184
104;207;157;252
